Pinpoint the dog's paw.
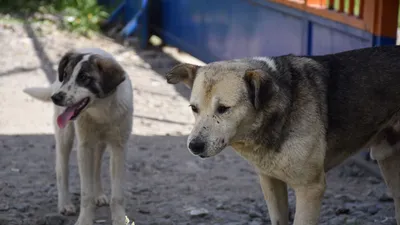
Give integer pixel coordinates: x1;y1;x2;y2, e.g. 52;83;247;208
95;194;109;207
74;215;94;225
59;203;77;216
112;216;127;225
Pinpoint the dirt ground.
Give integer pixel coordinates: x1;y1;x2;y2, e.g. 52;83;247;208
0;18;398;225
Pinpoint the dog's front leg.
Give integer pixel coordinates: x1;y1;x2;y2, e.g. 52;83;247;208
55;123;76;215
259;174;289;225
292;173;326;225
109;143;127;225
75;143;96;225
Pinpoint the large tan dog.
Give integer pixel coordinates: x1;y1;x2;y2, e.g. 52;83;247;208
166;46;400;225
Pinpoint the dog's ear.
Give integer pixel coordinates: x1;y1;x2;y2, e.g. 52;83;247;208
166;63;200;88
58;52;74;82
244;69;279;110
94;56;126;96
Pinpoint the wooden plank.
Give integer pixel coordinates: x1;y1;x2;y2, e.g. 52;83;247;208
269;0;371;32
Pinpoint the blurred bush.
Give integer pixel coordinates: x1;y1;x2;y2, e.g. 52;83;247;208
0;0;110;36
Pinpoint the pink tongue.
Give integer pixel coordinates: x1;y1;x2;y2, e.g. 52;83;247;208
57;107;75;129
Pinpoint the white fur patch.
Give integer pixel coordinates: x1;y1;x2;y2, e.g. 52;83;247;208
253;57;277;71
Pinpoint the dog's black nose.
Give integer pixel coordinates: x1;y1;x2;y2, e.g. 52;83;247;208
189;139;206;155
51;92;65;105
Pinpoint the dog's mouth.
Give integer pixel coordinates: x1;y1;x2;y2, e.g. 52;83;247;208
57;97;90;128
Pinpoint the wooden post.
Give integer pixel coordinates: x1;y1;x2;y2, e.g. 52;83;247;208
338;0;345;12
328;0;335;10
373;0;399;38
358;0;364;18
348;0;355;16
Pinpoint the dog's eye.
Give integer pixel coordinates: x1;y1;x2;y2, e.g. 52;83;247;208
189;104;198;113
77;73;91;84
217;105;230;114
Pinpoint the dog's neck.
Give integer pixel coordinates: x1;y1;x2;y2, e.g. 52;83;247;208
84;79;132;122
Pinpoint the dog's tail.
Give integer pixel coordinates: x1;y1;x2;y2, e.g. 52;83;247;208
23;87;52;102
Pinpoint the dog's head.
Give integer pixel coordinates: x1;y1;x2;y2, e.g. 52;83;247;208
166;59;280;158
52;50;126;128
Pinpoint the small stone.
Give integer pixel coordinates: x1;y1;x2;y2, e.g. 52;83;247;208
367;206;380;215
329;216;346;225
248;210;262;219
335;207;350;215
379;192;393;202
189;208;209;217
249;219;263;225
334;194;357;202
138;208;150;214
216;202;224;210
0;203;9;211
367;176;381;184
139;146;147;151
346;218;358;224
11;168;20;173
14;203;29;212
44;213;66;225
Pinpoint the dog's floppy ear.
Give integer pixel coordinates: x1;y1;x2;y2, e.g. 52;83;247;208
244;69;279;110
94;56;126;96
58;52;74;82
166;63;200;88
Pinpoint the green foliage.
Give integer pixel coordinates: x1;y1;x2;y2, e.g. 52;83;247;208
0;0;110;36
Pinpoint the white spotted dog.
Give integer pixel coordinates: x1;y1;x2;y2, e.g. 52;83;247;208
23;48;133;225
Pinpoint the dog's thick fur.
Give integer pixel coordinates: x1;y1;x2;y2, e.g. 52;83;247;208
24;48;133;225
166;46;400;225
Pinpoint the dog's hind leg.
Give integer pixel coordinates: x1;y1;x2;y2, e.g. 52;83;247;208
54;116;76;215
370;125;400;225
259;174;289;225
373;139;400;224
93;143;109;206
378;152;400;225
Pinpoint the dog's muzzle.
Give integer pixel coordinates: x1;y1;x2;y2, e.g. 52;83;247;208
51;92;66;106
188;138;206;155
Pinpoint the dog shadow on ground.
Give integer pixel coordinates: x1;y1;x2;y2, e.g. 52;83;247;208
0;133;263;225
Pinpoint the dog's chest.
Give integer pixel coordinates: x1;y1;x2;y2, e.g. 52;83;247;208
233;144;285;177
233;141;325;184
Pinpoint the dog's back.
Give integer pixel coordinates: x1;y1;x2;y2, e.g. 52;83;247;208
278;46;400;168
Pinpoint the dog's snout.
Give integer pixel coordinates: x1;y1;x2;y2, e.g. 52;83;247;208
189;139;206;155
51;92;66;105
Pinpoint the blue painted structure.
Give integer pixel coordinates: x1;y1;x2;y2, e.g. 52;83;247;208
99;0;397;62
99;0;149;47
146;0;396;63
